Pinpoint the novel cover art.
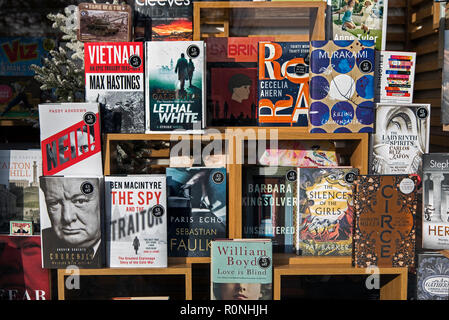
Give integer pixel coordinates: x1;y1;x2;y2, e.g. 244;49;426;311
145;41;205;132
371;103;430;175
258;41;310;127
166;167;226;257
296;167;358;256
309;40;375;133
85;42;145;133
417;252;449;300
105;175;167;267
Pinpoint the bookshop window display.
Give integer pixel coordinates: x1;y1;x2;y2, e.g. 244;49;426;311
0;0;448;302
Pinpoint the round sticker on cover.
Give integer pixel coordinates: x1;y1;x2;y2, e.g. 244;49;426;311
212;171;225;184
258;256;271;269
416;107;428;119
286;170;297;182
83;112;96;125
129;55;142;68
344;172;356;184
187;45;200;59
80;181;94;195
294;64;307;76
151;205;165;218
359;60;372;73
399;178;415;194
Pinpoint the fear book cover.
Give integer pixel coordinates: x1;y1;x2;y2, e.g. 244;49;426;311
85;42;145;134
353;175;418;268
296;167;358;256
416;252;449;300
145;41;205;133
39;176;104;269
257;41;310;127
38;103;102;176
211;239;272;300
166;167;226;257
309;40;375;133
104;175;167;268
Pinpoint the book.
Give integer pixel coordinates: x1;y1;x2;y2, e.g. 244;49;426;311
353;174;418;267
84;42;145;133
38;102;103;176
309;40;375;133
442;30;449;125
145;41;205;133
211;239;272;300
242;166;297;253
0;149;41;235
296;167;359;256
416;252;449;300
39;176;104;269
166;167;226;257
371;103;430;175
257;41;310;127
331;0;388;51
104;175;167;268
0;235;51;300
10;221;33;236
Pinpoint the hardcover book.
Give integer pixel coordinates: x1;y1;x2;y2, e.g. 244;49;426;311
0;149;41;235
371;103;430;174
242;166;297;253
104;175;167;267
211;239;272;300
417;252;449;300
39;176;104;269
166;167;226;257
145;41;205;133
38;102;102;176
296;167;358;256
309;40;375;133
353;175;418;267
257;41;310;127
84;42;145;133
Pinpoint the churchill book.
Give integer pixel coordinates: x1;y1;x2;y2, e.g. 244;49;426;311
353;174;418;267
167;167;226;257
211;239;272;300
104;175;167;267
296;167;358;256
84;42;145;133
417;252;449;300
38;103;102;176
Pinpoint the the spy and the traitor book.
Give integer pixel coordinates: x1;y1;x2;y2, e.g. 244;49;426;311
166;167;226;257
104;175;167;267
371;103;430;175
296;167;358;256
211;239;272;300
145;41;205;133
416;251;449;300
84;42;145;133
353;174;418;268
38;103;102;176
39;176;104;269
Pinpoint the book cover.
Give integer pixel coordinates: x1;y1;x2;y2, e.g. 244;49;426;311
257;41;310;127
296;167;358;256
309;39;375;133
211;239;272;300
353;175;418;267
331;0;388;51
442;30;449;125
422;153;449;250
0;235;51;300
166;167;226;257
0;149;41;235
105;175;167;267
84;42;145;133
242;166;297;253
38;102;102;176
0;77;42;120
10;221;33;236
416;252;449;300
371;103;430;175
145;41;205;133
39;176;104;269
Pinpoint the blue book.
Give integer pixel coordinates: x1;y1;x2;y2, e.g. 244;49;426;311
417;252;449;300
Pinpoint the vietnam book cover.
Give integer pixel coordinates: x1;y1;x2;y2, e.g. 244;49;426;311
105;175;167;268
242;166;297;253
371;103;430;175
39;176;104;269
309;39;375;133
0;235;51;300
211;239;272;300
145;41;205;133
166;167;226;257
331;0;388;51
0;149;41;235
38;102;103;176
417;252;449;300
353;174;418;267
296;167;358;256
257;41;310;127
84;42;145;133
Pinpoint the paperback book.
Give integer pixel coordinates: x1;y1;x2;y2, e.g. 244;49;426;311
416;252;449;300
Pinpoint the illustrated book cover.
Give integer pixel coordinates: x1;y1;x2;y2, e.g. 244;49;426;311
416;252;449;300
